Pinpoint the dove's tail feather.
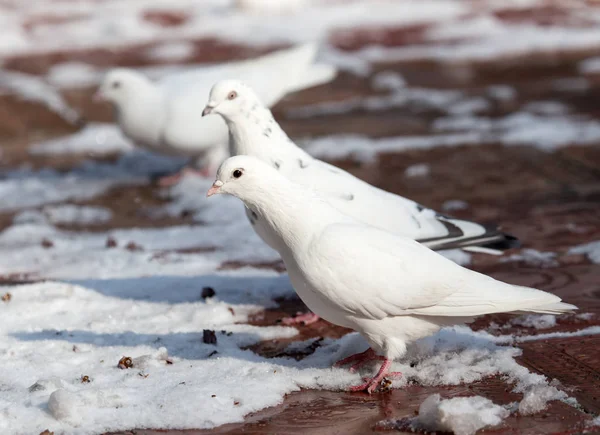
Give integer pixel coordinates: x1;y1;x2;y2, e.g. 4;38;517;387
287;64;338;94
419;218;520;255
518;302;578;315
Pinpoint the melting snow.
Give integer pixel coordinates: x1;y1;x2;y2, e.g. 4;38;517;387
415;394;509;435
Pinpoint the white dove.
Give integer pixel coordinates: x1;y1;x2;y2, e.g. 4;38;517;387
203;80;520;324
95;44;336;185
207;155;576;393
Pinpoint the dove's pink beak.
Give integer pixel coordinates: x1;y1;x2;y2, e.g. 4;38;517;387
207;180;223;197
202;105;214;117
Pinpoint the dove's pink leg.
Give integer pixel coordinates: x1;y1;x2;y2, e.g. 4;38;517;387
334;347;389;373
158;167;207;187
349;358;402;394
281;312;320;326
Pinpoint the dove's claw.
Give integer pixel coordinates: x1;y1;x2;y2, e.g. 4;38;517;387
280;312;320;326
348;358;399;394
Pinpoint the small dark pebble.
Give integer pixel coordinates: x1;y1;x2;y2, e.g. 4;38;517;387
106;237;118;248
72;345;79;352
118;356;133;369
203;329;217;345
211;394;216;398
208;350;218;357
41;238;54;248
1;292;11;303
201;287;216;299
125;241;143;251
39;431;54;435
234;401;240;406
81;375;90;383
165;358;173;365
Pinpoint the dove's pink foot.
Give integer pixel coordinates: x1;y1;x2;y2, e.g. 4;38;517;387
158;167;209;187
281;311;320;326
348;358;402;394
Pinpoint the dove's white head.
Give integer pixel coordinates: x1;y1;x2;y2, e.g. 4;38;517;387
95;68;154;106
203;80;262;119
207;155;277;200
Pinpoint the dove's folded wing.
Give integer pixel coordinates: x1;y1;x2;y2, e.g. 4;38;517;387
309;224;569;320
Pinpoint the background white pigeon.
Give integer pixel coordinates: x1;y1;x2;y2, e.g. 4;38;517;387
204;79;521;325
207;155;577;393
95;44;337;185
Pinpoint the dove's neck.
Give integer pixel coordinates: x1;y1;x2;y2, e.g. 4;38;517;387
225;105;307;163
242;179;335;253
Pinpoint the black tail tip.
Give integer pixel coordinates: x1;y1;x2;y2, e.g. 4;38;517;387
481;233;521;251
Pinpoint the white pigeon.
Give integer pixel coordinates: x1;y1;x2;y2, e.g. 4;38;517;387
207;155;577;393
203;80;520;324
95;44;336;185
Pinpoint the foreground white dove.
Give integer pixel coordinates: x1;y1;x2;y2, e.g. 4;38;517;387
203;80;519;324
207;155;577;393
95;44;336;185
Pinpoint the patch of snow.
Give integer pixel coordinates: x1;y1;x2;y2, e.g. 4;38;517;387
0;70;82;125
442;199;469;212
416;394;509;435
0;148;184;212
29;123;134;156
523;101;569;116
303;133;482;163
518;385;567;415
42;205;113;226
486;85;517;102
47;62;102;89
511;314;557;330
404;163;430;178
501;249;559;268
569;240;600;264
371;70;406;91
579;56;600;74
146;41;196;62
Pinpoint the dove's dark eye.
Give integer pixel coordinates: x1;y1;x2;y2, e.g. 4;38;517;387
227;91;237;100
232;169;243;179
112;81;121;89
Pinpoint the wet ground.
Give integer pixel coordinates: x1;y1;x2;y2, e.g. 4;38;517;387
2;3;600;434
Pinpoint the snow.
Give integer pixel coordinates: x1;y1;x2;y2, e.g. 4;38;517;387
579;56;600;74
511;315;557;330
569;240;600;264
518;385;567;415
0;70;82;125
501;249;559;268
443;199;469;212
42;205;113;226
3;291;589;434
371;70;406;91
415;394;509;435
404;163;430;178
29;124;134;156
146;41;196;62
46;62;103;89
